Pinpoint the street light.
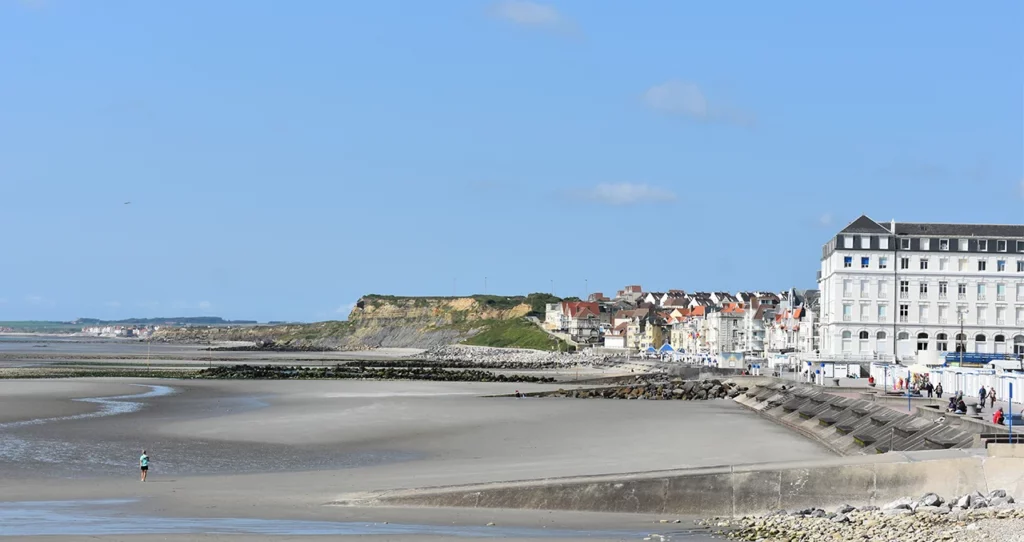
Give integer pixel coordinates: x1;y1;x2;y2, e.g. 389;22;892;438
957;308;969;368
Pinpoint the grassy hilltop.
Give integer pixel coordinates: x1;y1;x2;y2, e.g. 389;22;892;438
150;293;573;351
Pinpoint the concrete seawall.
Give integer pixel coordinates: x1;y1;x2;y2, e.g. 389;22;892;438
336;448;1024;517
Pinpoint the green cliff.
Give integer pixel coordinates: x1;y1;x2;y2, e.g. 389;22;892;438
151;293;567;351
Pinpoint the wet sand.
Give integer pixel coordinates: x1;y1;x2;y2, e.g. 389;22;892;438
0;378;834;540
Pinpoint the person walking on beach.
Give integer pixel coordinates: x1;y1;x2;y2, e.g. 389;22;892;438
989;387;997;409
139;450;149;482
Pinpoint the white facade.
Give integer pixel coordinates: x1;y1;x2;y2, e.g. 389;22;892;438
706;311;744;354
819;217;1024;362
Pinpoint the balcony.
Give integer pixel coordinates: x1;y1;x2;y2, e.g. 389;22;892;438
939;317;948;324
978;294;987;301
900;292;910;299
843;291;853;298
843;315;852;322
978;319;987;326
899;316;909;323
860;291;869;298
958;293;967;300
997;294;1006;301
997;319;1006;325
938;293;947;300
878;316;887;322
919;293;928;300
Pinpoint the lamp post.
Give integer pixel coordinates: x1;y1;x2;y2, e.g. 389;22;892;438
958;308;969;369
893;230;899;365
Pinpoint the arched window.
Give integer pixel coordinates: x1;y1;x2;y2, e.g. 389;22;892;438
841;330;852;353
936;333;949;351
842;331;852;338
898;331;909;340
995;335;1005;343
876;331;886;339
976;334;987;343
917;332;929;351
859;331;869;340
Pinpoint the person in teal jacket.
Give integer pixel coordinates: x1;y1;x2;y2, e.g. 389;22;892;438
139;450;149;482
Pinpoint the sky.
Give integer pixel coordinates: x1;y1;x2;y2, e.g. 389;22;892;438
1;0;1022;323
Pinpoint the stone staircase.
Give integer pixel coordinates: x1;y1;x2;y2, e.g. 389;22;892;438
734;383;977;455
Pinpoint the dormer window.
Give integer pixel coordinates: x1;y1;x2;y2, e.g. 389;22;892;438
900;238;911;250
997;240;1007;252
980;240;989;251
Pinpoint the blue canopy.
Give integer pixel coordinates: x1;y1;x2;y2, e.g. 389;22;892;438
646;346;657;353
658;343;675;353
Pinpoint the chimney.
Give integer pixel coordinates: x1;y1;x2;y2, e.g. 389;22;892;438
890;219;896;233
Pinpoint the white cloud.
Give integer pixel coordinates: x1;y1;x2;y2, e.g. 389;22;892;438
25;295;54;307
336;302;358;318
818;213;833;227
491;1;563;26
568;183;677;206
643;80;754;126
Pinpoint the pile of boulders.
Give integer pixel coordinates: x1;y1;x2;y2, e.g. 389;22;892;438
193;364;556;383
542;379;743;401
701;490;1020;542
417;345;612;368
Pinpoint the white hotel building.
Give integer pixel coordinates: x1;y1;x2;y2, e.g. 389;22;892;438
818;216;1024;361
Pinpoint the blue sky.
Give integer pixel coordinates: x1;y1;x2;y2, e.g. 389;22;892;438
1;0;1021;322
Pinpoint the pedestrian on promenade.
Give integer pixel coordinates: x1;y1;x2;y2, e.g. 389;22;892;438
925;381;934;398
935;383;943;399
979;386;988;408
989;387;997;409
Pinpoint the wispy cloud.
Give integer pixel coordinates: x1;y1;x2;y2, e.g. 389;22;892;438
198;301;212;310
566;183;677;206
642;80;754;126
24;295;54;307
818;213;833;227
489;1;577;34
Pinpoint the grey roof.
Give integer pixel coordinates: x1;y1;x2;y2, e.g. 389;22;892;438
894;222;1024;238
840;215;892;234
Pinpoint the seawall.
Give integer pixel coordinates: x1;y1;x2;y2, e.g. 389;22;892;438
335;448;1024;517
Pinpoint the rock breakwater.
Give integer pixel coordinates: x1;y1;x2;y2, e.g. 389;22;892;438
417;345;614;367
537;379;743;401
702;489;1021;542
194;364;556;383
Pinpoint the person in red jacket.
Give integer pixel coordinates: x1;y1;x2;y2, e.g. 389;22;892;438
993;408;1005;425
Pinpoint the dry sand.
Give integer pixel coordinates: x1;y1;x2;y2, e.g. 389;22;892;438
0;378;834;540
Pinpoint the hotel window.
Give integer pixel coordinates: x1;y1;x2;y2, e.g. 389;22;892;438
844;236;854;248
900;280;909;296
939;258;948;271
997;283;1006;298
860;280;870;296
958;258;968;271
901;238;911;250
920;258;929;270
879;281;889;296
879;257;888;269
978;283;986;297
979;260;987;272
861;236;871;249
939;281;948;295
899;304;909;322
998;240;1007;252
844;256;852;268
861;257;870;269
920;282;928;294
843;304;852;320
879;237;889;250
998;260;1006;272
936;333;948;351
958;283;967;295
878;305;887;320
901;257;910;269
1018;241;1024;253
860;303;870;320
940;239;949;251
919;306;928;324
921;239;931;250
1018;261;1024;273
959;239;969;251
980;240;989;251
917;333;929;351
843;279;853;297
939;305;949;322
996;306;1006;323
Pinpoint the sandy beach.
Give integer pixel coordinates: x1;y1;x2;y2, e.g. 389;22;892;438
0;377;834;540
